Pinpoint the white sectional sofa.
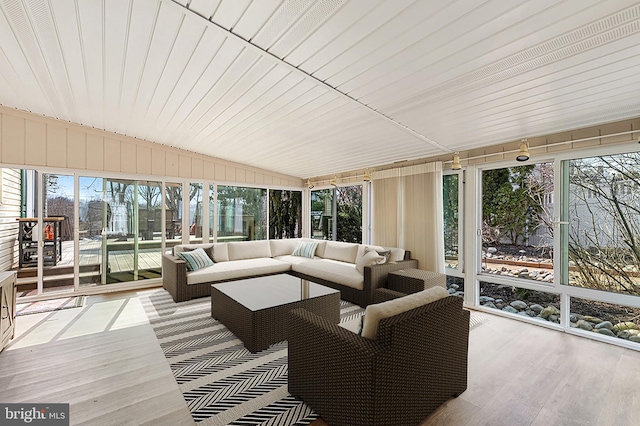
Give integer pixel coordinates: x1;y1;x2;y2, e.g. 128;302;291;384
162;238;417;306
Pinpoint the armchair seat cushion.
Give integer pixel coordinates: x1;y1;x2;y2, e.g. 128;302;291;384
361;286;449;339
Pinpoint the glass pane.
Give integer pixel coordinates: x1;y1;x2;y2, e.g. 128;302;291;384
269;189;302;239
479;281;561;324
570;296;640;344
209;184;215;242
165;182;182;254
564;153;640;296
42;173;75;293
78;176;105;286
336;185;362;243
189;183;203;243
137;181;162;279
217;186;267;241
311;189;333;240
443;174;459;269
481;164;554;282
79;177;162;285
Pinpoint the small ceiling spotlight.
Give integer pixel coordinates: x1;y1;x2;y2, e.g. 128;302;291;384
516;139;530;162
306;179;314;189
330;175;338;187
363;168;371;182
451;153;462;170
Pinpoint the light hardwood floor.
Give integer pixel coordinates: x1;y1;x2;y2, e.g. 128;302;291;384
0;291;192;425
2;291;639;426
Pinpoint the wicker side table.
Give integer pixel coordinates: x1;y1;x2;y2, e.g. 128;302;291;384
387;268;446;294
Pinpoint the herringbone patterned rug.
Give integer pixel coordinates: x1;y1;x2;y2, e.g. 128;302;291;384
138;288;364;425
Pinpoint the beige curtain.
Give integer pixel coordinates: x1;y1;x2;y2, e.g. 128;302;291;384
372;162;444;273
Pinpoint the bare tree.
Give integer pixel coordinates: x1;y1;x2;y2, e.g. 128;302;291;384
568;153;640;295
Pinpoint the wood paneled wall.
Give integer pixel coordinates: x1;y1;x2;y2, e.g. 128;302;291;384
0;107;303;187
0;168;21;271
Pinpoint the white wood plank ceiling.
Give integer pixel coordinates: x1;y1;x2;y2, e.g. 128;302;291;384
1;0;640;178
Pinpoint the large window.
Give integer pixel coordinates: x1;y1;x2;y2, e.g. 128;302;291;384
443;173;460;270
189;183;203;243
269;189;302;239
310;185;362;243
165;182;182;253
481;163;554;283
78;177;162;285
562;152;640;296
217;186;267;241
311;189;333;240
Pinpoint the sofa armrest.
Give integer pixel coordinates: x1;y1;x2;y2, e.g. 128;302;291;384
162;254;188;302
361;258;418;306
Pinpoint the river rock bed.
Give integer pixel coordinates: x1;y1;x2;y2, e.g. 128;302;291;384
479;283;640;344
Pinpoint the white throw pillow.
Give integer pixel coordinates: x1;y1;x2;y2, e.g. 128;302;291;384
355;249;384;274
361;286;449;340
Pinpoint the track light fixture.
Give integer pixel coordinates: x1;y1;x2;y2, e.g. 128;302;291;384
330;175;338;187
451;153;462;170
516;139;530;162
363;168;371;182
306;179;314;189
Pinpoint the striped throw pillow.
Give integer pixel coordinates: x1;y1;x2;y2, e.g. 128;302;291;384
291;241;319;258
177;247;214;271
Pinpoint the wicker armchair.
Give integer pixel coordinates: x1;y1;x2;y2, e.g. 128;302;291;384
287;294;469;426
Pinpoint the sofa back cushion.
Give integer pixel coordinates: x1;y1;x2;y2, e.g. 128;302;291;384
173;243;214;255
270;239;300;257
212;243;229;262
228;240;272;261
323;241;359;264
387;248;406;262
361;286;449;340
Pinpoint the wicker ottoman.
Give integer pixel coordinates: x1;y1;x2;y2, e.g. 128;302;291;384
387;268;446;294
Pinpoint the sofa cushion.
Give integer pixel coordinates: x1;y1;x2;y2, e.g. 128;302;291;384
361;286;449;340
387;247;406;262
212;243;229;262
291;240;319;258
177;248;214;272
355;249;384;274
227;240;272;261
270;239;299;257
292;258;364;290
186;258;291;285
173;243;214;255
314;240;328;258
274;255;313;266
323;241;359;264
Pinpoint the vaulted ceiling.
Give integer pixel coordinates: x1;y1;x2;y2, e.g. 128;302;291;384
1;0;639;179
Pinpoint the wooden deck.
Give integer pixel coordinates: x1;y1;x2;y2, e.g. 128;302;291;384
14;239;166;293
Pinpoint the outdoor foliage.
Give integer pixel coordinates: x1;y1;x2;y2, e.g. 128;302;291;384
217;185;267;240
568;152;640;295
336;186;362;243
269;189;302;239
443;174;459;256
482;166;543;245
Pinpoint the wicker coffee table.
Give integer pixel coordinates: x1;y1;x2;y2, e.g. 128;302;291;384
211;274;340;353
